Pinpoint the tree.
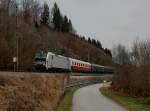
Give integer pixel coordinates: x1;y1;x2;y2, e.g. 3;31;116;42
112;44;130;65
41;3;50;25
32;0;41;28
96;40;102;49
132;39;150;66
22;0;34;24
68;19;73;33
88;37;92;44
52;2;63;31
80;36;86;41
61;15;69;32
104;48;112;57
91;39;97;46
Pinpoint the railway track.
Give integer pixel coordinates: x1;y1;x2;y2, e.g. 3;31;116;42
65;80;104;90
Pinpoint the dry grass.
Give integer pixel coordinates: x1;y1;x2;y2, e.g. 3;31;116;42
0;72;67;111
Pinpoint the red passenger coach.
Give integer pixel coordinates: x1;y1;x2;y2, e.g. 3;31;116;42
70;58;91;72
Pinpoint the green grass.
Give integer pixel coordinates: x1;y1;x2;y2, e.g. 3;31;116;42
100;87;150;111
56;87;78;111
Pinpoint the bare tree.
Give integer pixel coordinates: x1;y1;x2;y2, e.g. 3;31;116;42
132;39;150;66
112;44;130;65
22;0;34;23
0;0;17;38
31;0;41;26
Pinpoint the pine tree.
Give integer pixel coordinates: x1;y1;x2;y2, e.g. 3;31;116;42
96;40;102;49
52;2;63;31
68;19;73;33
41;3;50;25
62;15;69;32
92;39;97;46
88;37;92;44
104;48;112;57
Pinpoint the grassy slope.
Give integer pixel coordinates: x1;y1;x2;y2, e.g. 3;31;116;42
56;87;78;111
100;87;150;111
0;72;66;111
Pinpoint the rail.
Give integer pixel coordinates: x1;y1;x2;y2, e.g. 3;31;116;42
65;80;103;90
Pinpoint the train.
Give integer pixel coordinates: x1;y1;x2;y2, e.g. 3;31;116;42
33;51;114;73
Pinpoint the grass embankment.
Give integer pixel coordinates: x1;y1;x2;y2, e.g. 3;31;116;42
0;72;66;111
100;87;150;111
56;87;78;111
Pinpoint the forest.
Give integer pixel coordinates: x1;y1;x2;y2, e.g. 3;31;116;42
0;0;113;71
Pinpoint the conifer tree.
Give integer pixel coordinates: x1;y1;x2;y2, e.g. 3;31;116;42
88;37;92;44
62;15;69;32
41;3;50;25
96;40;102;49
52;2;63;31
68;19;74;33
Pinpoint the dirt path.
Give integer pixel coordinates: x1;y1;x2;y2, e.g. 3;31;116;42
72;84;128;111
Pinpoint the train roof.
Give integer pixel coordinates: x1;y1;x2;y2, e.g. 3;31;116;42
91;64;105;67
91;63;114;69
69;58;91;65
47;52;113;68
47;52;69;59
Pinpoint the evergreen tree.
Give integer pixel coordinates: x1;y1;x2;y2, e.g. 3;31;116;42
52;2;63;31
41;3;50;25
62;15;69;32
96;40;102;49
88;37;92;44
80;36;86;41
104;48;112;57
92;39;97;46
68;19;73;33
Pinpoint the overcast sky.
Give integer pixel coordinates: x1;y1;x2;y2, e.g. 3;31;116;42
43;0;150;49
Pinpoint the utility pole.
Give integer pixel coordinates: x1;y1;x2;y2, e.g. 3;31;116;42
88;50;90;62
15;5;19;72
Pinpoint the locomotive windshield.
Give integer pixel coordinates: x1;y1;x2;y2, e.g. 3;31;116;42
34;52;47;61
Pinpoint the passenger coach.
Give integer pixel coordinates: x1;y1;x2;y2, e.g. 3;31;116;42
69;58;91;73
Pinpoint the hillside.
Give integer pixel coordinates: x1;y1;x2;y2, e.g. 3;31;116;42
0;1;113;71
0;24;113;71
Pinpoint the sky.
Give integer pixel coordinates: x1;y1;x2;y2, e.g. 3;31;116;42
42;0;150;49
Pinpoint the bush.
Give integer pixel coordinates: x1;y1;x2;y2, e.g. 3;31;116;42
112;65;150;97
